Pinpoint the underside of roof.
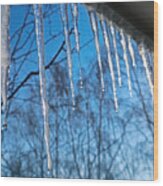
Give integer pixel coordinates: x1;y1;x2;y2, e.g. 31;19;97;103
85;1;154;51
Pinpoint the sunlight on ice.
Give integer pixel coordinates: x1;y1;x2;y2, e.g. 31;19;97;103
120;29;133;97
89;11;105;92
33;4;52;170
1;5;10;128
128;35;136;67
60;4;76;110
71;3;83;89
100;15;118;111
110;21;122;87
139;45;154;96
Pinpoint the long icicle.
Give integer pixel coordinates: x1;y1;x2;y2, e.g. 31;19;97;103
1;5;10;128
120;29;132;97
110;21;122;87
33;4;52;170
89;11;105;92
100;16;118;111
71;3;83;88
139;45;153;96
60;4;76;110
147;50;154;84
128;35;136;67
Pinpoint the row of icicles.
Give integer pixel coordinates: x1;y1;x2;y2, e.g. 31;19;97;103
1;4;153;171
60;4;153;112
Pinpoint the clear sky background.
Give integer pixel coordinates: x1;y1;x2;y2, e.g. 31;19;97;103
1;0;161;184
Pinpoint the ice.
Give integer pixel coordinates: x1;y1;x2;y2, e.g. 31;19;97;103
128;35;136;67
100;16;118;111
1;5;10;128
110;21;122;87
120;29;132;97
33;4;52;170
71;3;83;88
89;11;105;92
139;45;153;96
60;4;76;110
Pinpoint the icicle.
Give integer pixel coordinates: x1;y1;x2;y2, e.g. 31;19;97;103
128;35;136;67
147;50;154;83
60;4;76;110
100;16;118;111
71;3;83;88
33;4;52;170
120;29;132;97
151;51;154;63
89;11;105;92
110;21;122;87
147;49;154;69
139;45;153;96
1;5;10;128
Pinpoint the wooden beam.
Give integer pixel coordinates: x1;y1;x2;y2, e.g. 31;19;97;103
154;1;158;181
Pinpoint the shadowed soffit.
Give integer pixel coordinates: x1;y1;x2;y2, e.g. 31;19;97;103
85;1;154;50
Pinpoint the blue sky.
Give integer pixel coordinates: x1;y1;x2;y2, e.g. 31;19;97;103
2;3;154;180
